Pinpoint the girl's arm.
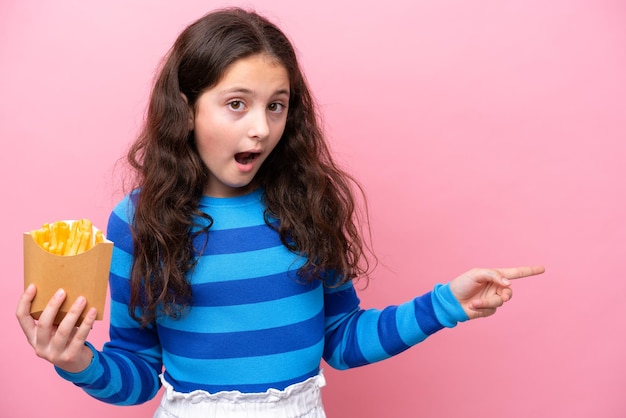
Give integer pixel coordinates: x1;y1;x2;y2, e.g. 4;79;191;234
323;266;544;369
54;297;163;406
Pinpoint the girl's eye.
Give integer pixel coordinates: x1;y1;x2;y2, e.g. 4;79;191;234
268;102;286;113
228;100;244;111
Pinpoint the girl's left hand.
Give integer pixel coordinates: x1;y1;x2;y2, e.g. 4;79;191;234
449;266;545;320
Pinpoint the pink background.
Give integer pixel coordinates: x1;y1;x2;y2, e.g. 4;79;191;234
2;0;624;417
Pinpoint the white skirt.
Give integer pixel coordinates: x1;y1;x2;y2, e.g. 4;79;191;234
153;371;327;418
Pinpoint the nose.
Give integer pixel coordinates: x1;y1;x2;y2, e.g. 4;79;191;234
247;108;270;140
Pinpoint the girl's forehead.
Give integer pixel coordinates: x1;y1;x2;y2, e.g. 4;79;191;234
214;54;290;92
225;53;287;75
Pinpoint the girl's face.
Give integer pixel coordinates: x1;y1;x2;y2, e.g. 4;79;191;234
191;53;290;197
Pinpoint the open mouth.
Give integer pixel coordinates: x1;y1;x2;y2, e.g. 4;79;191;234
234;152;260;165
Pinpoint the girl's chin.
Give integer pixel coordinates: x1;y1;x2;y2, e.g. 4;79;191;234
203;180;257;198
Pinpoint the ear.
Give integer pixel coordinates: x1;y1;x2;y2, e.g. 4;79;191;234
181;93;194;131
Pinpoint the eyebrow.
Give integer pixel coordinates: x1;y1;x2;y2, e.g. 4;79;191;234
220;87;290;97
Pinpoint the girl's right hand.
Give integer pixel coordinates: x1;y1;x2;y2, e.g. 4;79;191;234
16;284;96;373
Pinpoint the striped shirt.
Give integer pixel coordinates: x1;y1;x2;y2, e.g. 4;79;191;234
56;189;468;405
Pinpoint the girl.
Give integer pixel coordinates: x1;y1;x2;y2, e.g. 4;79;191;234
16;8;544;418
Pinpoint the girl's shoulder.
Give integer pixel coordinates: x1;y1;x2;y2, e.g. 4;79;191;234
110;189;140;224
106;191;140;249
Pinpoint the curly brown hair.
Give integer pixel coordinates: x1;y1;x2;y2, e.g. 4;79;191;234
126;7;372;326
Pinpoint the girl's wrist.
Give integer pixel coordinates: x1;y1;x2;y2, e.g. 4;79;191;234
55;344;94;374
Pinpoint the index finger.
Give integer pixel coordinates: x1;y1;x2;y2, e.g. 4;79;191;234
496;266;545;280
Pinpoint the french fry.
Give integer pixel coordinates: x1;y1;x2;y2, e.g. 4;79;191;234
80;218;93;231
50;222;59;251
58;222;69;244
69;221;78;242
29;219;105;256
76;230;91;254
95;230;103;245
64;222;77;255
67;236;81;256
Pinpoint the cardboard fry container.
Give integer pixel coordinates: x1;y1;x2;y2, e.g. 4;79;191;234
23;221;113;325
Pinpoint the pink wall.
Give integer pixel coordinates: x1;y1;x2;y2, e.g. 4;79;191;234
2;0;624;417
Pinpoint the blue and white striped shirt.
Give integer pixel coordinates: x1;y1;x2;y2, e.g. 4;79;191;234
56;189;468;405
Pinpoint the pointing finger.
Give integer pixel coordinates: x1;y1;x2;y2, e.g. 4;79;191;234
496;266;545;281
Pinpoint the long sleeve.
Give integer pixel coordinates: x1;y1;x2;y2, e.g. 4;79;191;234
323;281;469;369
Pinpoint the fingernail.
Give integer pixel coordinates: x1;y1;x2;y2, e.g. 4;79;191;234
55;288;65;298
503;278;511;285
76;296;86;305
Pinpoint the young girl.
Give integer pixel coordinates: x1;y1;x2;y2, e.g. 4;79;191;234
16;8;544;418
